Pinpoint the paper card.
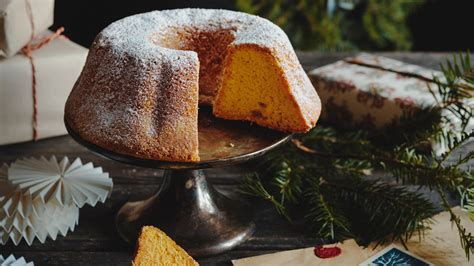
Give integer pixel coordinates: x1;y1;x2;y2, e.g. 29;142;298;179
389;207;474;266
0;0;54;57
232;240;368;266
359;245;433;266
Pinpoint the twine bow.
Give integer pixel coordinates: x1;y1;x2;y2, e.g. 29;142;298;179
20;0;64;141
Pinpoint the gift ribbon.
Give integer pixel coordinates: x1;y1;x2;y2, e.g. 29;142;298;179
345;57;473;98
21;0;65;141
343;58;437;85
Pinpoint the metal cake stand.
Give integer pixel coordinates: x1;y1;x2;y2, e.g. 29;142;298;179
65;107;292;257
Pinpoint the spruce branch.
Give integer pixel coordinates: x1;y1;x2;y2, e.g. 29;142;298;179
270;160;303;205
241;173;291;221
305;179;353;240
438;185;474;259
323;178;435;247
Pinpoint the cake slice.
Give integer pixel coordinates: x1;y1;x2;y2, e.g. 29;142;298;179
133;226;198;266
213;44;321;133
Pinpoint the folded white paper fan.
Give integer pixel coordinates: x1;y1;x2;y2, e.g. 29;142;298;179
0;255;34;266
8;156;113;207
1;156;111;246
0;183;79;245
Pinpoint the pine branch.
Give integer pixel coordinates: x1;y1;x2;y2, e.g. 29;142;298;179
295;127;472;191
294;137;442;187
270;160;303;205
438;185;474;259
240;173;291;221
305;179;353;240
323;178;435;247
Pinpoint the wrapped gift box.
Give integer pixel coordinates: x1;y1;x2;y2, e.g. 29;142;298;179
308;53;448;130
0;0;55;57
0;31;87;145
309;53;473;154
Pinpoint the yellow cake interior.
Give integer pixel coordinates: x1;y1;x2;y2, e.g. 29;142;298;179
133;226;198;266
214;45;307;132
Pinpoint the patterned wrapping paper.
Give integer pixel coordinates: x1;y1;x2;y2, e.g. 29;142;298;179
308;53;473;153
309;53;446;129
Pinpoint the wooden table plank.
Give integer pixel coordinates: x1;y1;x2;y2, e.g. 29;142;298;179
0;52;470;266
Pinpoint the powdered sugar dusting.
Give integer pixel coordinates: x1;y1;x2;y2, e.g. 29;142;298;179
96;8;300;75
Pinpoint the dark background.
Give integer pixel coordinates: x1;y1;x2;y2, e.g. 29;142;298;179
53;0;473;51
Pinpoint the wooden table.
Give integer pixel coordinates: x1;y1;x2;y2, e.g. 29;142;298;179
0;52;470;265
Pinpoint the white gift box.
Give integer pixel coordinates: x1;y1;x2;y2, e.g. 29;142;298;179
0;31;88;145
0;0;55;57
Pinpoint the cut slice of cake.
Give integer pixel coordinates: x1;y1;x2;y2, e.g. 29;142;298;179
133;226;198;266
213;44;321;133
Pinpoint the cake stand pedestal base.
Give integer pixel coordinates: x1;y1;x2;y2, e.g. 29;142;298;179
116;169;255;257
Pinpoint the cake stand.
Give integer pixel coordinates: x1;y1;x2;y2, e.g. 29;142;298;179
65;107;292;257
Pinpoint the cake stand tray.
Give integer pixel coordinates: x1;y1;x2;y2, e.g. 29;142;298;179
65;107;292;257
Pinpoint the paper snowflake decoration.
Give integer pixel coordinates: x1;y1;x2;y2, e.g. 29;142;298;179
1;162;80;246
0;255;34;266
0;156;112;246
8;156;113;207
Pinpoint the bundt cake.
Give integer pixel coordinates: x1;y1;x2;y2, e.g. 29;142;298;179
133;226;198;266
65;8;321;162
